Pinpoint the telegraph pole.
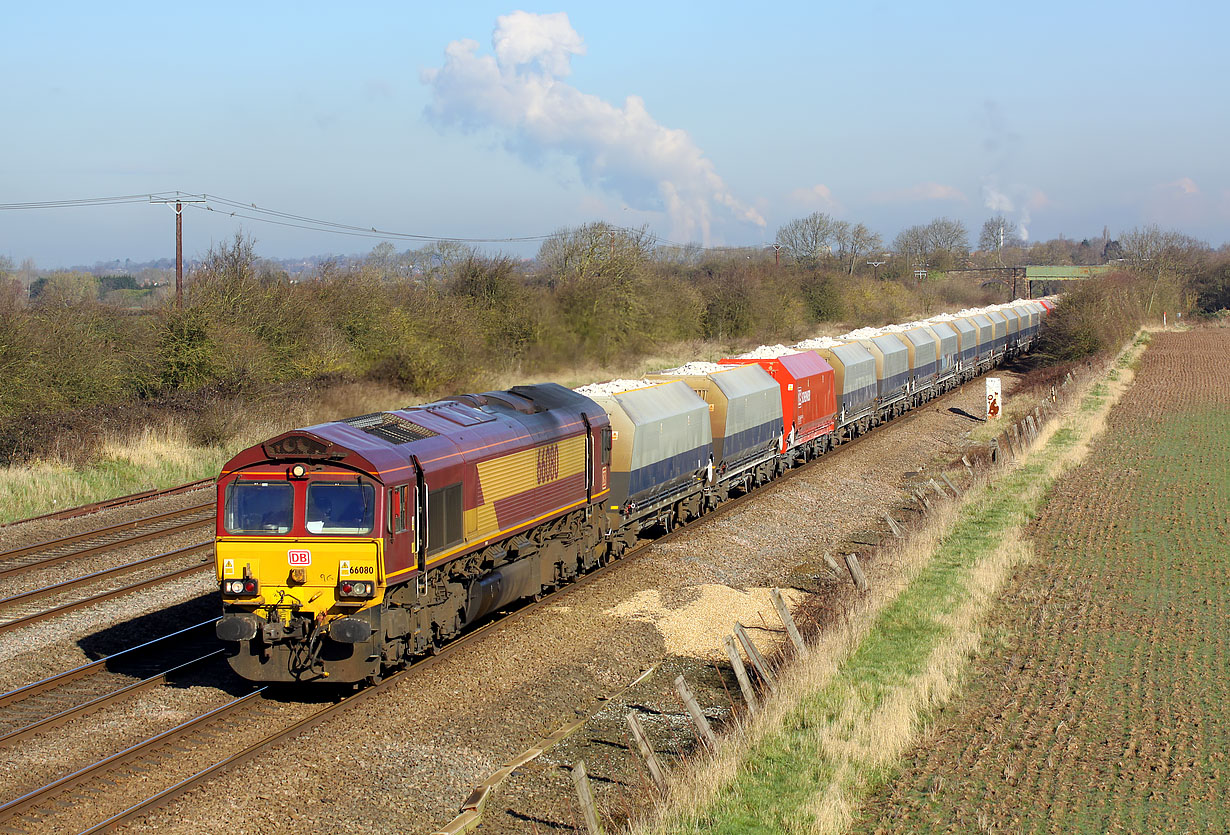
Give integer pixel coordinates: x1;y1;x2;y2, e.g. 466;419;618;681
151;194;206;309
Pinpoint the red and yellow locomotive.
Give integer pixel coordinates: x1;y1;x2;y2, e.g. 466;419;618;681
214;383;610;683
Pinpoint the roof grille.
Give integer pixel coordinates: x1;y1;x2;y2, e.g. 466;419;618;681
342;412;439;444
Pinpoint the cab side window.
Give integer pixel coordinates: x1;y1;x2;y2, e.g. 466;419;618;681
389;485;409;534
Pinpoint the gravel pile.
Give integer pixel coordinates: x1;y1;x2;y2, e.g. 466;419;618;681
733;343;793;359
573;378;656;396
656;360;723;376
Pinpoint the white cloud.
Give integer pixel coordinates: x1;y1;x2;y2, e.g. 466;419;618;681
789;183;843;212
1168;177;1199;195
421;11;764;244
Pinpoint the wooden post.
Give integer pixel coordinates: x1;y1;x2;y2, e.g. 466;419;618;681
1012;422;1022;451
961;455;974;479
822;553;843;577
883;511;904;539
723;635;759;714
734;622;778;693
940;473;961;496
674;676;718;750
929;478;947;499
625;713;666;792
571;761;603;835
770;588;809;658
844;553;869;592
915;488;933;510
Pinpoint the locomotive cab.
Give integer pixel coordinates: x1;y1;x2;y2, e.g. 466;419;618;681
215;432;405;683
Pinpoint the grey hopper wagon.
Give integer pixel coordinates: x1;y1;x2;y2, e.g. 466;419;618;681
645;364;782;476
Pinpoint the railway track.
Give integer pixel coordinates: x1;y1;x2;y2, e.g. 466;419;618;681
0;620;221;741
0;502;213;573
0;541;214;636
0;502;216;637
0;479;213;530
0;641;225;752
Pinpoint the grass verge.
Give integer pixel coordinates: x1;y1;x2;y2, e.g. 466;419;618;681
632;332;1150;835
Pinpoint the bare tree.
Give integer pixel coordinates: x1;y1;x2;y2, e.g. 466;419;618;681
408;239;478;281
1118;224;1208;312
978;216;1024;253
776;212;841;267
652;242;703;267
1118;225;1205;276
892;225;929;266
925;217;969;255
537;222;654;283
834;222;883;275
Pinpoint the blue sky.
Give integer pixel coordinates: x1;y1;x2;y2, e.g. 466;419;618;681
2;1;1227;266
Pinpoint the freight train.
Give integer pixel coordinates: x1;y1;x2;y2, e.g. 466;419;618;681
214;299;1052;683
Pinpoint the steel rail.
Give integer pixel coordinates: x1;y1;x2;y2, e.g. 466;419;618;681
0;619;217;709
0;516;212;581
0;541;212;611
0;560;212;636
0;504;213;567
0;650;227;749
0;688;266;824
0;479;213;530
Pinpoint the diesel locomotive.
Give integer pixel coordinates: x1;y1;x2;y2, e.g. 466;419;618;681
214;300;1051;684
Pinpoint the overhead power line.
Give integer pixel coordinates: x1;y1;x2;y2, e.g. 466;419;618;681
0;192;180;210
0;190;702;250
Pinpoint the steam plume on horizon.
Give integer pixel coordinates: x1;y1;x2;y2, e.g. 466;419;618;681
421;11;765;244
981;177;1031;242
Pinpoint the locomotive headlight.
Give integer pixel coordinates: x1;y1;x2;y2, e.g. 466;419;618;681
337;580;375;600
223;579;259;596
289;463;308;479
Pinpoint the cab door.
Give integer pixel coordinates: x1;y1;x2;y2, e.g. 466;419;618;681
385;482;413;581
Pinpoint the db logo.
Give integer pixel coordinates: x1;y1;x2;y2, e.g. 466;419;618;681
288;549;312;566
797;389;812;406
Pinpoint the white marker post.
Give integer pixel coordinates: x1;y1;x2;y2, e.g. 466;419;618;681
986;377;1003;420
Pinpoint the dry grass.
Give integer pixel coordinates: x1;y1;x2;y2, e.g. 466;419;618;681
0;336;767;523
631;333;1148;835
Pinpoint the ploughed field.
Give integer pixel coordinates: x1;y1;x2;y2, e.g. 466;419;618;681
854;327;1230;833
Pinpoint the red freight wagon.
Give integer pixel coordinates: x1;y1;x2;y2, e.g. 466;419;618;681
718;351;837;452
